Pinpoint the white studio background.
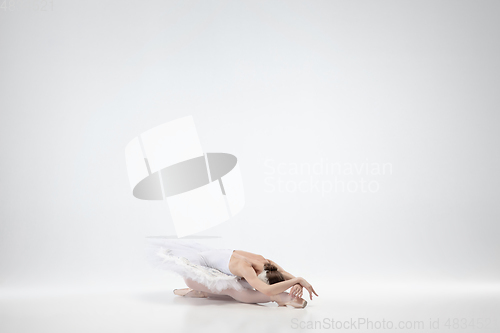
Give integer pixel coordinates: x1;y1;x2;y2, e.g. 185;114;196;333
0;0;499;293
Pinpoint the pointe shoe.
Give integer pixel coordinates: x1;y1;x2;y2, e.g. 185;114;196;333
173;288;207;298
270;295;308;308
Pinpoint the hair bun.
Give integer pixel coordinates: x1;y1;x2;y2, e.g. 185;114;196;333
264;262;278;271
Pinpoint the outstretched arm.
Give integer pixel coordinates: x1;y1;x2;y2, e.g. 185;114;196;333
239;264;300;296
267;259;318;300
267;258;303;298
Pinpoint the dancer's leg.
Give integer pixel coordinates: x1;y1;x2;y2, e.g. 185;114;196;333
184;278;293;304
174;287;209;298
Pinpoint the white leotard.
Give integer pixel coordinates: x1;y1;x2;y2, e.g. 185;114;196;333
199;249;235;276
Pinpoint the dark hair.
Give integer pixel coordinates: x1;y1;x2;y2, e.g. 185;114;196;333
263;263;285;284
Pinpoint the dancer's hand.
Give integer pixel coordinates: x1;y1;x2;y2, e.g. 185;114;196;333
289;284;303;299
298;277;319;300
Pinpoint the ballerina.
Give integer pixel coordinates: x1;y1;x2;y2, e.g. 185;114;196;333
146;238;318;308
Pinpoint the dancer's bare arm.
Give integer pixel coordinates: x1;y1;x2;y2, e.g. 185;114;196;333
239;264;301;296
268;259;304;298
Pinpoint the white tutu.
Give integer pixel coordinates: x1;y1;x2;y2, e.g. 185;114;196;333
145;237;253;293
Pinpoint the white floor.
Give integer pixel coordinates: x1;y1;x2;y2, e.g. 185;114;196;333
1;280;499;333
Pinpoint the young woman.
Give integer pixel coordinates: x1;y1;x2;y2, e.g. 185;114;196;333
146;238;318;308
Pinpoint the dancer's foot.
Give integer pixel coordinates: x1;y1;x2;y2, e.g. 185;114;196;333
173;288;208;298
270;293;307;308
